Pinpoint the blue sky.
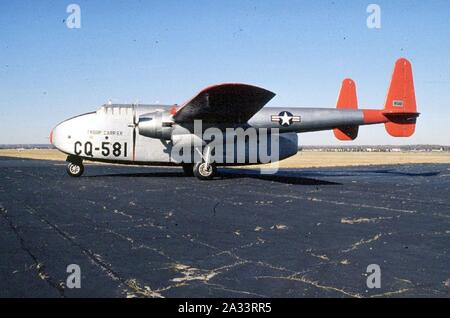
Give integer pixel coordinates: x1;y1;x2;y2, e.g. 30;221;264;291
0;0;449;145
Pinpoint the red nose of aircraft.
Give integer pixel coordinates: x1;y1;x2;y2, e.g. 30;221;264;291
50;119;71;152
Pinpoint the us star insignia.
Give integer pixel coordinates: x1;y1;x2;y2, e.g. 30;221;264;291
271;111;301;127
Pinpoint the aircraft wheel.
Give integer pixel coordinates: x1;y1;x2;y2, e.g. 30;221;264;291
66;162;84;177
193;162;217;180
182;164;194;177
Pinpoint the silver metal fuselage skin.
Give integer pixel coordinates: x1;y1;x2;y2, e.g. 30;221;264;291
51;104;366;165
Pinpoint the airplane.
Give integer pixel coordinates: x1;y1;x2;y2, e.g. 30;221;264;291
50;58;419;180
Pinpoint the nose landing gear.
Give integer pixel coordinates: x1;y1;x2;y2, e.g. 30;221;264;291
66;155;84;177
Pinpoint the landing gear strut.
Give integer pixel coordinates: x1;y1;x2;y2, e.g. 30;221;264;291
193;145;217;180
66;155;84;177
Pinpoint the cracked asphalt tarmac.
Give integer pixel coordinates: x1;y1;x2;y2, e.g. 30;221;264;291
0;157;449;297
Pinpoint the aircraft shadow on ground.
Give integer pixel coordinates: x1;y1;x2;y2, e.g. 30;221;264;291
219;171;341;185
84;165;444;185
86;169;342;186
296;168;441;178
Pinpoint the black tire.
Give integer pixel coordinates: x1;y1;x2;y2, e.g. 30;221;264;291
66;162;84;177
182;164;194;177
193;162;217;180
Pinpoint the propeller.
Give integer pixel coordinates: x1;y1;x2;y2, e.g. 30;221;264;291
132;104;138;161
127;104;139;161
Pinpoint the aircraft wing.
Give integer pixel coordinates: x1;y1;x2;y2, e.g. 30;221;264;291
173;83;275;124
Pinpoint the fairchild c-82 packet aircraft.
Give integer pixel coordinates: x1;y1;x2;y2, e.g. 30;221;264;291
51;58;419;180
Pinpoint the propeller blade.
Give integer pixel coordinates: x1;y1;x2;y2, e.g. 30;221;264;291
132;104;137;161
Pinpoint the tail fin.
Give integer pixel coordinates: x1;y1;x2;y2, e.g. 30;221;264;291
334;79;359;140
383;58;419;137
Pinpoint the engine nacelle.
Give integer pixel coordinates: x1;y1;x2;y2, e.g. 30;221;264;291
138;111;173;140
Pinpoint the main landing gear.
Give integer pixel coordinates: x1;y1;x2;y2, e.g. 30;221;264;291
182;162;217;180
66;155;84;177
193;162;217;180
183;146;218;180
